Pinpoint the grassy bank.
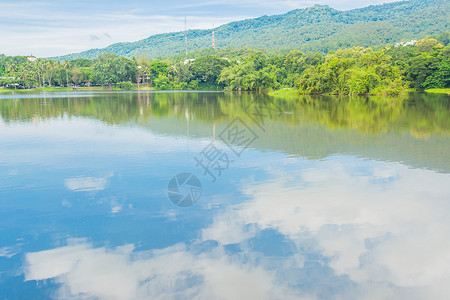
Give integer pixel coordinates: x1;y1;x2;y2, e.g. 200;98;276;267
425;88;450;95
0;86;155;93
0;84;223;93
0;87;74;93
268;89;299;97
269;88;408;97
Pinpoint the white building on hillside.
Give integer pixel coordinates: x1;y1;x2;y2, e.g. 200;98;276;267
27;55;37;62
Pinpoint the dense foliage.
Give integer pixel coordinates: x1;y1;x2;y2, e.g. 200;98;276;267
53;0;449;61
91;53;136;87
297;48;406;95
387;36;450;89
1;32;449;95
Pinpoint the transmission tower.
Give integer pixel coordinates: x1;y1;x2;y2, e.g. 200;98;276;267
212;24;216;49
185;16;188;58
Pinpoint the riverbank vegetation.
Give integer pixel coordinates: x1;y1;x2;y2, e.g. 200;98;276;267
1;31;449;95
426;88;450;95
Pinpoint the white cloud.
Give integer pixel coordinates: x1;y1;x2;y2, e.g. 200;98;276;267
0;246;17;258
0;117;208;166
22;156;450;299
24;239;307;300
111;205;122;213
202;159;450;298
64;174;111;192
0;7;244;57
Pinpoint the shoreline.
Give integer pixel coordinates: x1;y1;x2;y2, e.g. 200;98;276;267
1;87;449;96
0;86;224;94
425;88;450;95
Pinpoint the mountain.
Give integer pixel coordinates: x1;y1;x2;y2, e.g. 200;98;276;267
54;0;449;60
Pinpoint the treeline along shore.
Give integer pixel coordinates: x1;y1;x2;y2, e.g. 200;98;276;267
1;31;449;96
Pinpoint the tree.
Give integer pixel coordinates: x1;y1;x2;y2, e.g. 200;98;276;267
71;67;84;86
18;61;36;88
132;55;152;88
173;61;192;85
44;60;55;87
416;38;443;53
436;31;450;46
70;58;92;68
189;56;230;85
34;59;47;88
132;57;143;88
297;47;406;95
63;61;70;87
4;60;16;78
148;60;170;86
404;45;450;89
153;75;170;90
219;61;275;91
91;53;136;88
248;52;268;71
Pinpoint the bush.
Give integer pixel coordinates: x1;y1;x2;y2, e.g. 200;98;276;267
119;81;133;90
188;80;199;90
153;75;170;90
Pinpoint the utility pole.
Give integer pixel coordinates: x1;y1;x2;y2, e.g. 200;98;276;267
185;16;188;58
212;24;216;49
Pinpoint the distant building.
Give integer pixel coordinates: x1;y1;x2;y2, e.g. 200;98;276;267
184;58;196;65
27;55;37;62
184;58;230;65
394;40;417;48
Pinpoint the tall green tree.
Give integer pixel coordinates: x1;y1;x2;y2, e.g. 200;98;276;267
91;53;136;87
148;60;170;86
189;56;230;85
297;47;406;95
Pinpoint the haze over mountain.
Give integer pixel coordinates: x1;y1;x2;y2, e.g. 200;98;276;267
54;0;449;60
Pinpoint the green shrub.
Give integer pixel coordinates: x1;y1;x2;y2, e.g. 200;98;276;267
119;81;133;90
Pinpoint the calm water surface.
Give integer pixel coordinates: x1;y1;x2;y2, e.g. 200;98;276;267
0;91;449;299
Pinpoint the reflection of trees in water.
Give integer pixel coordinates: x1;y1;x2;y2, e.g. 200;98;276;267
0;92;449;136
279;95;405;135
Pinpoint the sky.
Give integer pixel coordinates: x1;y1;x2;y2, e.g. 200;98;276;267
0;0;399;58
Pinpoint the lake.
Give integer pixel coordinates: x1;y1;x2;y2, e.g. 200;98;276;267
0;91;449;300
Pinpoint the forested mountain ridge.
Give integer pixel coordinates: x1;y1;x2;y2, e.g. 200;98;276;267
47;0;450;60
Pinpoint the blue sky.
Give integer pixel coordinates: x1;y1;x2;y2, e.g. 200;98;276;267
0;0;398;57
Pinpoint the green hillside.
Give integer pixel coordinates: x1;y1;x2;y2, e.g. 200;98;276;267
48;0;450;60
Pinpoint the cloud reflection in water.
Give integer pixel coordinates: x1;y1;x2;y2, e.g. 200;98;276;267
24;158;450;300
